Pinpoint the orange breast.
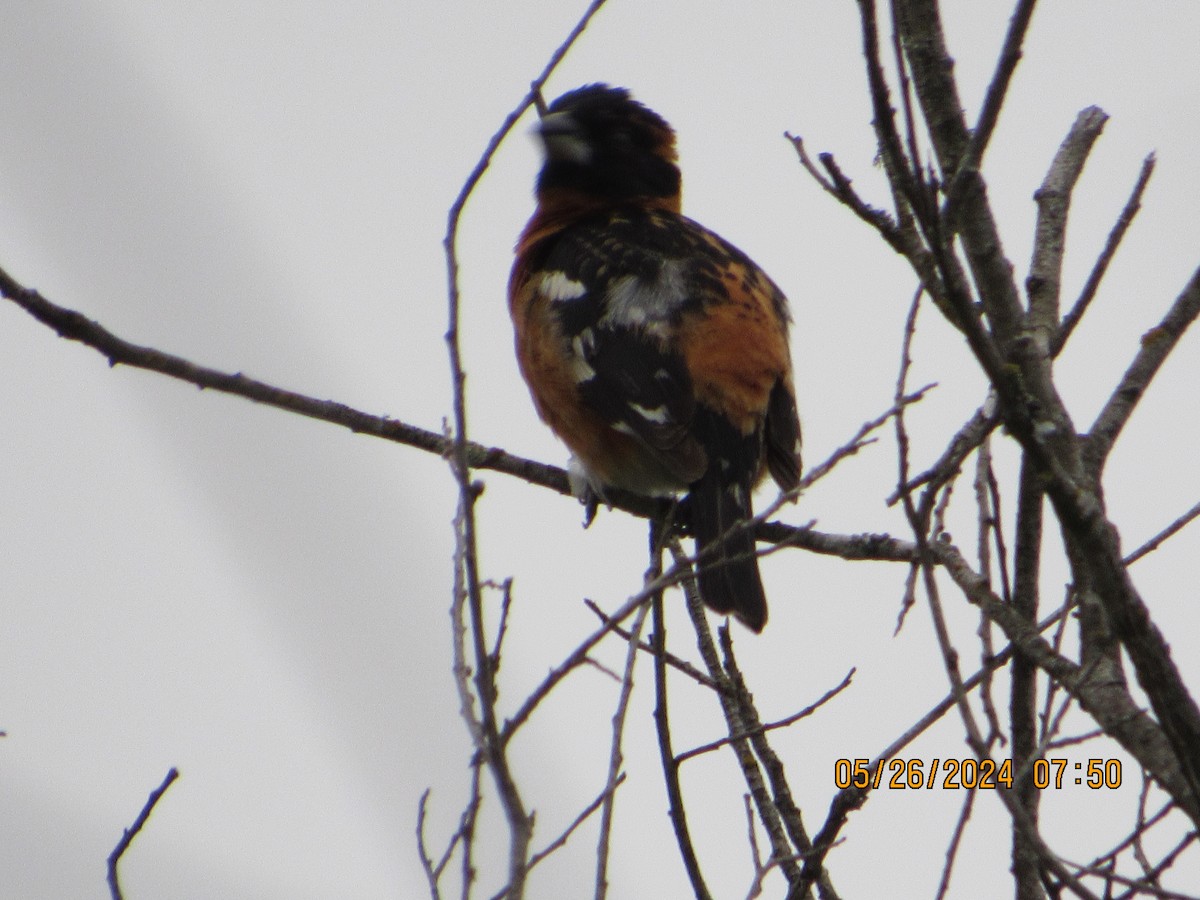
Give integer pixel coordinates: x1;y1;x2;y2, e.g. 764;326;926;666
679;260;791;435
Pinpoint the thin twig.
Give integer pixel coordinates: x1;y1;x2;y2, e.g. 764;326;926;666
1044;728;1105;751
888;403;1001;505
972;442;1005;746
487;775;628;900
459;766;483;900
651;528;713;899
107;768;180;900
416;790;441;898
595;602;650;899
744;795;767;900
1090;788;1174;872
1071;856;1200;900
888;0;923;210
446;499;485;899
933;788;977;900
489;578;515;665
529;774;626;873
583;599;724;692
1086;263;1200;471
675;670;855;765
784;134;905;254
1054;153;1156;356
799;384;936;489
501;591;651;745
941;0;1039;216
1124;499;1200;566
716;630;808;893
857;0;923;213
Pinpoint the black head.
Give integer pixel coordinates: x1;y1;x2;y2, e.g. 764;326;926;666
535;84;681;205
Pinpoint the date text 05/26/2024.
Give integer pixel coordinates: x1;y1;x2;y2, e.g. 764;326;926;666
833;758;1123;791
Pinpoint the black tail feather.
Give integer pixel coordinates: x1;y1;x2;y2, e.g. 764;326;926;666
689;465;768;632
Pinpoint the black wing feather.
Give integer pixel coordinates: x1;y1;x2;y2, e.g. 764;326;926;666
537;210;710;483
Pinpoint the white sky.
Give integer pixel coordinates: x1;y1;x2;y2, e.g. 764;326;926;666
2;2;1199;897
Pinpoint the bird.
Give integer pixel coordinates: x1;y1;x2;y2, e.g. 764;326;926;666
508;84;801;632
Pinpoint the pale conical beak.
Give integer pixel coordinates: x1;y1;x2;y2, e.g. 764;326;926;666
536;111;592;164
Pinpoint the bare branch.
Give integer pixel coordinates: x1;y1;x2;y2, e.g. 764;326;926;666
1085;264;1200;471
107;768;180;900
595;603;650;899
785;134;904;252
584;599;723;692
442;5;612;892
933;788;977;900
1124;499;1200;566
1027;106;1110;340
487;775;628;900
934;538;1200;822
530;774;626;873
415;791;441;898
973;444;1005;745
894;0;1027;349
667;542;818;894
675;670;855;765
800;383;936;489
856;0;923;209
442;0;610;242
1054;153;1156;356
887;402;1001;505
500;591;650;746
941;0;1039;213
1009;454;1046;900
784;133;846;201
0;263;576;491
715;628;820;897
416;781;481;899
743;795;768;899
651;531;713;900
0;264;929;575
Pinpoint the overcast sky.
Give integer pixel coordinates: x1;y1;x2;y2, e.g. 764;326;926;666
3;2;1199;897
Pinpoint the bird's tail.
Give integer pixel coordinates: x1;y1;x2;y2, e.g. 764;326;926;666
689;464;768;632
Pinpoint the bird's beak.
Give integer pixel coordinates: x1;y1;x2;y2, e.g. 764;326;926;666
535;111;591;164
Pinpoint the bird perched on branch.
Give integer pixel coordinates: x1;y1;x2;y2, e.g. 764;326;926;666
509;84;801;632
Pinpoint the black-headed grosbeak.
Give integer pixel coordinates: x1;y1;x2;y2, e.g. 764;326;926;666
509;85;801;632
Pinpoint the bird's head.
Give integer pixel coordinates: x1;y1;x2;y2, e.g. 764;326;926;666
534;84;681;209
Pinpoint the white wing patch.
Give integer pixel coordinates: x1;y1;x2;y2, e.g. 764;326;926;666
602;259;689;330
568;334;597;383
628;402;671;424
539;271;588;302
